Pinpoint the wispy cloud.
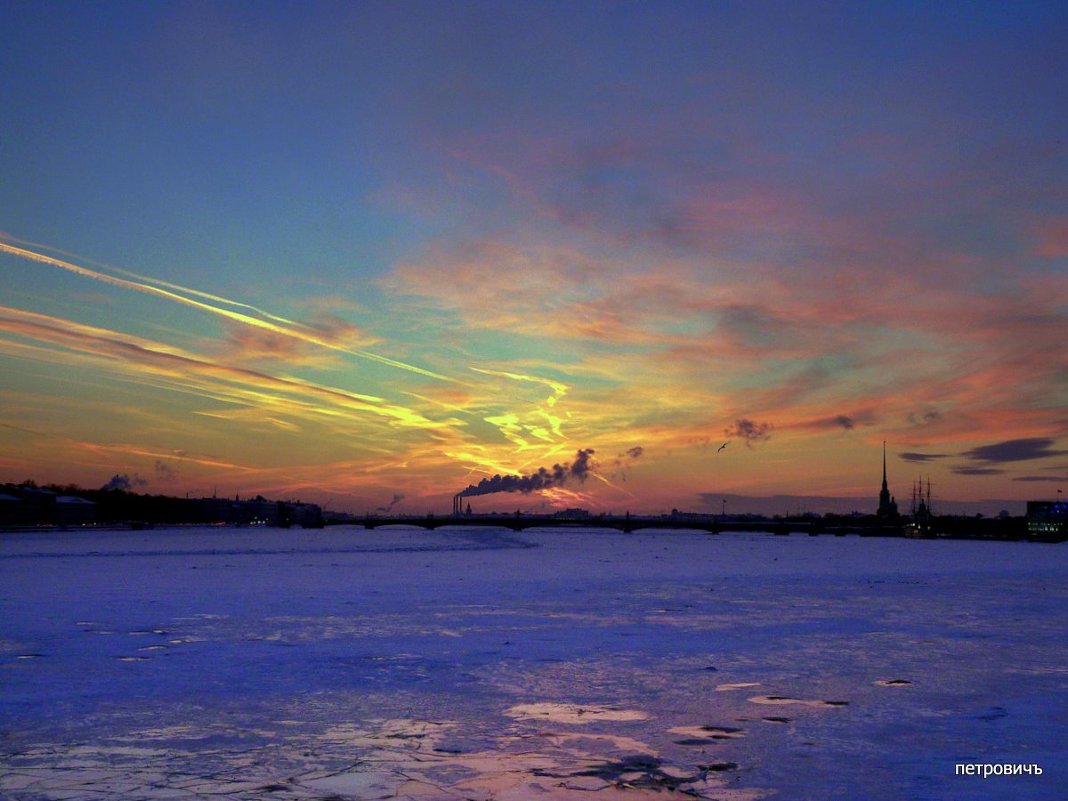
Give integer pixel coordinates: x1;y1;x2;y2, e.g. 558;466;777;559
952;467;1005;476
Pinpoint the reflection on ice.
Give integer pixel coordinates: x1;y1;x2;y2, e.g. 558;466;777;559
2;526;1067;800
2;715;767;800
669;724;747;740
748;695;849;708
505;702;649;724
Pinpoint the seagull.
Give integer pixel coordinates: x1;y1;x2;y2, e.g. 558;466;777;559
717;442;728;453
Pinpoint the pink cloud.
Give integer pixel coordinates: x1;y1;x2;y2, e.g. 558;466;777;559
1034;217;1068;258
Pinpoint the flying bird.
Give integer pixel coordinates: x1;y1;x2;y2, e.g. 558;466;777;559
717;442;729;453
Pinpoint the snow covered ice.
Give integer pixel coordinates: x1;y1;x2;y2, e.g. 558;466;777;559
2;525;1066;800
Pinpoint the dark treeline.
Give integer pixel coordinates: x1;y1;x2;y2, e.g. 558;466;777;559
0;482;322;528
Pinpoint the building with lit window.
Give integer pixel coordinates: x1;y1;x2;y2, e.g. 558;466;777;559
1026;500;1067;542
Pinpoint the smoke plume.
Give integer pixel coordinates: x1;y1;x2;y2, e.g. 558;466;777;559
377;493;405;513
101;473;147;492
458;449;595;498
154;460;178;482
612;446;645;481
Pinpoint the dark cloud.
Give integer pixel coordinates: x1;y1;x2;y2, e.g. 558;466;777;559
377;493;405;513
101;473;147;491
725;419;773;448
900;452;949;462
952;467;1005;476
798;415;855;430
907;409;943;426
795;410;876;432
1012;475;1068;483
961;438;1064;463
458;449;596;498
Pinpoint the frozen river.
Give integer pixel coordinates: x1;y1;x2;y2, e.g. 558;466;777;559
2;525;1066;800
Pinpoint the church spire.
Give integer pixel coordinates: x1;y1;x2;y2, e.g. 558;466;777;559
877;441;898;519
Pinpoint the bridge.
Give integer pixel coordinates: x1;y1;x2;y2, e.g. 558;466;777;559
343;513;902;537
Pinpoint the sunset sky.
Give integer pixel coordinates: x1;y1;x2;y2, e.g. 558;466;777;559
2;1;1066;514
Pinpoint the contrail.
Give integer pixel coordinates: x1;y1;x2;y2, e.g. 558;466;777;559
0;306;444;429
1;234;301;327
0;239;455;382
74;440;256;472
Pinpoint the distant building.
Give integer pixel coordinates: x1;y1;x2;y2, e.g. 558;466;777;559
1026;500;1067;541
876;442;898;519
0;491;28;525
54;495;97;526
0;484;68;525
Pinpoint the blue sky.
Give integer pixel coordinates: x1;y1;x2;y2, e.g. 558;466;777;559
2;1;1066;512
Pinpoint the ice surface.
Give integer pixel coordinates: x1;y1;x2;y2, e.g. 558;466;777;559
2;525;1066;799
